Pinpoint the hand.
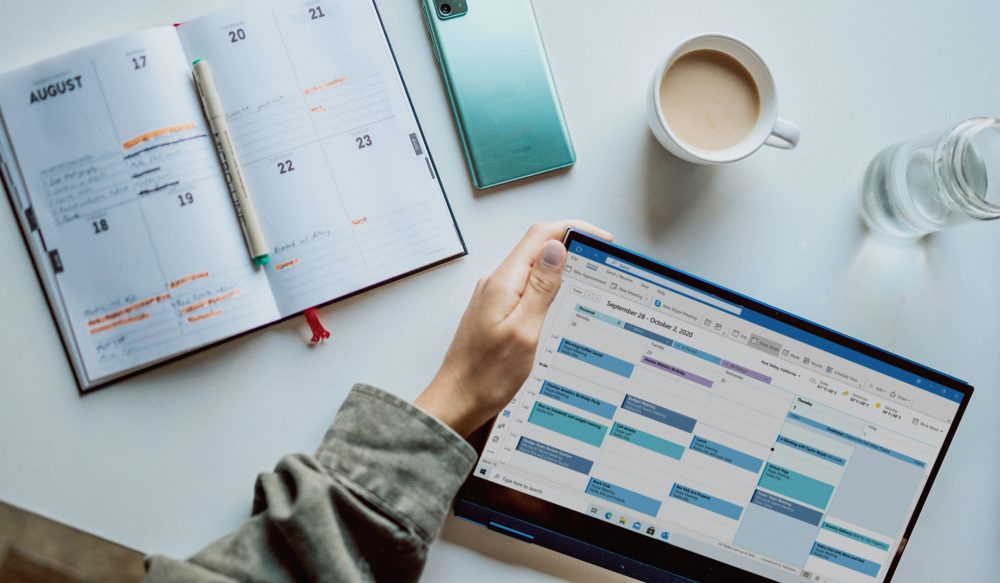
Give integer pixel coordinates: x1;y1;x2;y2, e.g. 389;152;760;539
415;221;613;437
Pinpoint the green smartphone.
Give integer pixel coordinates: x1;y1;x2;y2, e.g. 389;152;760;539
420;0;575;189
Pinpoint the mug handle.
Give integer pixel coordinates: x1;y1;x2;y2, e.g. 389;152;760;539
765;118;800;150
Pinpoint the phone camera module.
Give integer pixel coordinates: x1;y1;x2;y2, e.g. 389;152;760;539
435;0;466;19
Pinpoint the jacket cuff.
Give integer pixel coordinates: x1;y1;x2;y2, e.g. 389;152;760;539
315;383;477;541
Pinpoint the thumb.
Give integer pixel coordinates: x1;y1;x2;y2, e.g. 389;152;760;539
516;240;567;321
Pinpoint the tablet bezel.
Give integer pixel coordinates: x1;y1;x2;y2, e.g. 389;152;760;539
454;228;973;582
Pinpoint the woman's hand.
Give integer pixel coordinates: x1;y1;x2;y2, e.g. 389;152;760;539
415;221;613;437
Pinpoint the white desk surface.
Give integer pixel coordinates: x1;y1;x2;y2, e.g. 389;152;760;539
1;1;997;581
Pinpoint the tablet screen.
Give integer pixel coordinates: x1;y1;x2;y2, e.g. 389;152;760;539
470;234;967;582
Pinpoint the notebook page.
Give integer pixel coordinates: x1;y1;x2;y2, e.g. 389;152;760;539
177;0;464;317
0;27;280;388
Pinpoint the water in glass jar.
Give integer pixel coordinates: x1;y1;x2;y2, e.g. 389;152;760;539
861;117;1000;240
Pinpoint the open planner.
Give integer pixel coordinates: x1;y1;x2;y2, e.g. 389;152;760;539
0;0;465;391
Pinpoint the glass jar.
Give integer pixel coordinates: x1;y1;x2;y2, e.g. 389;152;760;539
860;117;1000;239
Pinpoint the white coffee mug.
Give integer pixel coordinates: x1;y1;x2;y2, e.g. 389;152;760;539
647;34;800;164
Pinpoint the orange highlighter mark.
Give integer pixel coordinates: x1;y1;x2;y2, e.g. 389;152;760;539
87;293;170;327
90;312;150;334
309;105;327;113
304;76;347;96
169;271;209;289
180;289;241;315
122;123;197;150
274;259;300;272
187;309;221;323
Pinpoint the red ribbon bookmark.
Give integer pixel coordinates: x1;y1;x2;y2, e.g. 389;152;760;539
303;307;331;344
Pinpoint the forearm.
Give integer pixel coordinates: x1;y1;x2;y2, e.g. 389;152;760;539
144;384;476;583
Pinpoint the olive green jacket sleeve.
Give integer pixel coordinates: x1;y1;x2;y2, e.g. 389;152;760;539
143;384;477;583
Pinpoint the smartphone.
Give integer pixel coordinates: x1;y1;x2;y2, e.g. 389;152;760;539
420;0;575;189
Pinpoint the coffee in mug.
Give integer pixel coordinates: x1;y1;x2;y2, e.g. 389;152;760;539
659;49;760;151
647;34;799;164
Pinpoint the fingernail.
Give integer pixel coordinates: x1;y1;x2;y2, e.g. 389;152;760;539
541;240;562;269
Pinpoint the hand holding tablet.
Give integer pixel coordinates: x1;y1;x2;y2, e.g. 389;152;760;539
456;229;972;583
415;221;613;437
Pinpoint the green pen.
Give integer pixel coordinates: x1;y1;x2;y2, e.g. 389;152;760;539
192;58;269;267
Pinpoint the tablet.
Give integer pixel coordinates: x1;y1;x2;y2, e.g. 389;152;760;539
455;229;972;583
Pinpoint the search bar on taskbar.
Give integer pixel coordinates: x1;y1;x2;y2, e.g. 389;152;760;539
605;258;742;315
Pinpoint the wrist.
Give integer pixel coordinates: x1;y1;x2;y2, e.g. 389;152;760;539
414;368;485;438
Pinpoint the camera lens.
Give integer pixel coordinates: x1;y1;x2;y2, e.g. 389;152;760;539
440;3;452;15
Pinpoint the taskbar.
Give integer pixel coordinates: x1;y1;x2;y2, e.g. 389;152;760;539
472;460;850;583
